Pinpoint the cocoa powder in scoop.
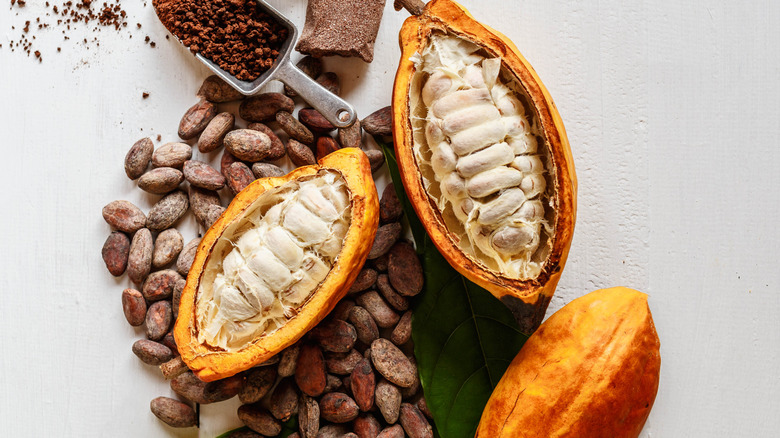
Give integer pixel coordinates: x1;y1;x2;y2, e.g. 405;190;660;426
153;0;288;81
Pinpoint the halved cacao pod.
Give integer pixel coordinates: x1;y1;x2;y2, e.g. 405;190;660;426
476;287;661;438
174;148;379;381
392;0;577;332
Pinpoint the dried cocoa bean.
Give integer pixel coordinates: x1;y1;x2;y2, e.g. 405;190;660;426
189;186;222;228
344;434;359;438
240;366;277;404
311;319;357;353
390;310;413;346
270;378;299;421
356;291;399;328
338;119;363;149
375;379;402;424
399;403;433;438
279;344;301;377
326;349;363;376
152;142;192;168
199;75;244;103
362;106;392;137
150;396;196;428
364;149;385;173
379;184;403;224
248;123;286;160
204;374;243;402
372;253;389;271
183;160;226;190
367;223;402;259
238;404;282;436
319;392;359;423
102;231;130;276
285;56;323;97
171;371;211;404
349;268;377;294
288;138;316;166
225;162;256;195
354;413;382;438
122;288;147;326
316;425;350;438
252;162;285;179
399;357;420;399
277;111;314;144
298;393;320;438
316;72;341;96
225;129;273;162
376;425;404;438
388;242;424;297
412;394;432;420
221;150;241;175
198;112;235;153
146;300;172;341
376;274;410;312
142;269;182;301
132;339;173;365
161;332;179;356
102;200;146;233
138;167;184;194
125;137;153;180
325;374;342;393
152;228;183;269
147;190;189;231
299;108;335;133
348;306;379;346
127;228;153;284
295;343;327;397
350;358;376;412
239;93;294;122
331;299;356;321
160;356;188;380
370;339;416;388
230;430;264;438
177;237;200;276
179;100;217;140
316;136;340;160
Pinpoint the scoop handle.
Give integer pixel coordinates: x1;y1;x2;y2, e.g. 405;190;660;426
275;61;357;128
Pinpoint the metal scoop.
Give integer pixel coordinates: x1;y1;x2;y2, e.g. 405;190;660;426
173;0;357;128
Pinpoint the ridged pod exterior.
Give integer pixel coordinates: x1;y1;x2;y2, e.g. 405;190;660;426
476;287;661;438
392;0;577;332
174;148;379;381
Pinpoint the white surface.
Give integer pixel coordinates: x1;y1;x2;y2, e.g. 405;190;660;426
1;0;779;436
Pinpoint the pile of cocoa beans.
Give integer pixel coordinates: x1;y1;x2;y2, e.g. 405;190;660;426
101;57;431;437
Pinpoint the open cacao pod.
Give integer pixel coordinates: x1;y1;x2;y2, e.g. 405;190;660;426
476;287;661;438
392;0;576;332
174;148;379;381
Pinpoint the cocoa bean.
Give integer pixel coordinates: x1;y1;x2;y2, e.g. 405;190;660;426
225;129;273;162
388;242;423;297
240;366;277;404
152;142;192;168
150;396;196;428
326;349;363;376
238;404;282;436
367;223;402;259
138;167;184;194
356;291;399;329
324;374;342;393
142;269;182;301
225;162;255;195
316;136;340;160
102;231;130;276
102;200;146;233
171;371;210;404
413;394;432;420
399;359;420;399
399;403;433;438
230;430;264;438
127;228;153;284
146;300;172;341
295;343;327;397
199;75;244;103
354;413;382;438
125;137;153;180
331;299;356;321
372;253;389;271
311;319;357;353
152;228;183;269
248;123;286;160
364;149;385;173
375;379;402;424
348;306;379;346
285;56;323;97
183;160;226;190
319;392;359;423
298;393;320;438
189;186;222;229
351;358;376;412
288;138;316;166
376;274;410;312
344;434;359;438
252;162;285;179
316;72;340;96
179;100;217;140
260;355;281;367
316;425;350;438
239;93;295;122
277;111;314;144
390;310;413;346
198;112;235;153
337;119;363;149
270;378;299;421
221;150;241;175
278;344;301;377
349;268;377;294
376;425;404;438
122;288;147;326
379;184;403;224
177;237;201;276
147;190;189;231
370;339;416;388
160;356;188;380
299;108;335;133
132;339;173;365
362;106;392;137
161;331;179;356
205;374;243;403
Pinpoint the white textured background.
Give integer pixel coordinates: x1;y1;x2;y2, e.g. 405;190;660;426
1;0;779;436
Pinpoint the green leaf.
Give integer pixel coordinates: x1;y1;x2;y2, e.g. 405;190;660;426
214;417;298;438
379;140;529;438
